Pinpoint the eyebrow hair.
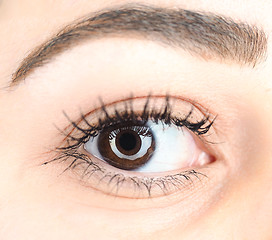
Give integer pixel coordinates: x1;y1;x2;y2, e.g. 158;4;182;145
11;4;267;86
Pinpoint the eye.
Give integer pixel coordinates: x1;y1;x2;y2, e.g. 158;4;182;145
84;121;210;172
48;95;216;198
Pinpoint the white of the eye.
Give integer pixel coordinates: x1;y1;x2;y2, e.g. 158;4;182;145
136;121;200;173
109;135;152;161
84;135;103;160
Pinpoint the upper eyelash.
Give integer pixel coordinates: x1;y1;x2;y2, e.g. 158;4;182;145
58;95;215;151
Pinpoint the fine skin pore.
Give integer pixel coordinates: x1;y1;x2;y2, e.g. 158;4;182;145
0;0;272;239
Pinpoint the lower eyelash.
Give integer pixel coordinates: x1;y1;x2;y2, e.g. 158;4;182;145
52;148;206;197
44;95;214;197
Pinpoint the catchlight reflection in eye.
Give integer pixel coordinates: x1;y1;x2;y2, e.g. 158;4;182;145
84;120;211;173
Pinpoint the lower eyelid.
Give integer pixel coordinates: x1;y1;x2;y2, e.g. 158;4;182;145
66;151;208;199
56;154;225;214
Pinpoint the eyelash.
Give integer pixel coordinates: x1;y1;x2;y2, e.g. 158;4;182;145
44;95;215;197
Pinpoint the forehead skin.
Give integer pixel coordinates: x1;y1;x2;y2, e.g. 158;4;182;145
0;0;272;240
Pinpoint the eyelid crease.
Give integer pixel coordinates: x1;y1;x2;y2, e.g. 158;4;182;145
76;94;214;125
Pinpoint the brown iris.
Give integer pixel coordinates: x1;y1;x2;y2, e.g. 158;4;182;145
98;123;156;170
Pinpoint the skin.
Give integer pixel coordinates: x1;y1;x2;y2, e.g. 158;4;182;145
0;0;272;239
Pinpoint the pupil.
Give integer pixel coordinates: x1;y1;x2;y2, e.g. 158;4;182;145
118;132;137;151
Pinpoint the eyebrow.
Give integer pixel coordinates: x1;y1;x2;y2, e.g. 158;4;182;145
11;4;267;86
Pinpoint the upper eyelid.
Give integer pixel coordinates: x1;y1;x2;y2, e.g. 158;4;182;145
56;95;216;149
62;94;214;131
10;3;267;87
